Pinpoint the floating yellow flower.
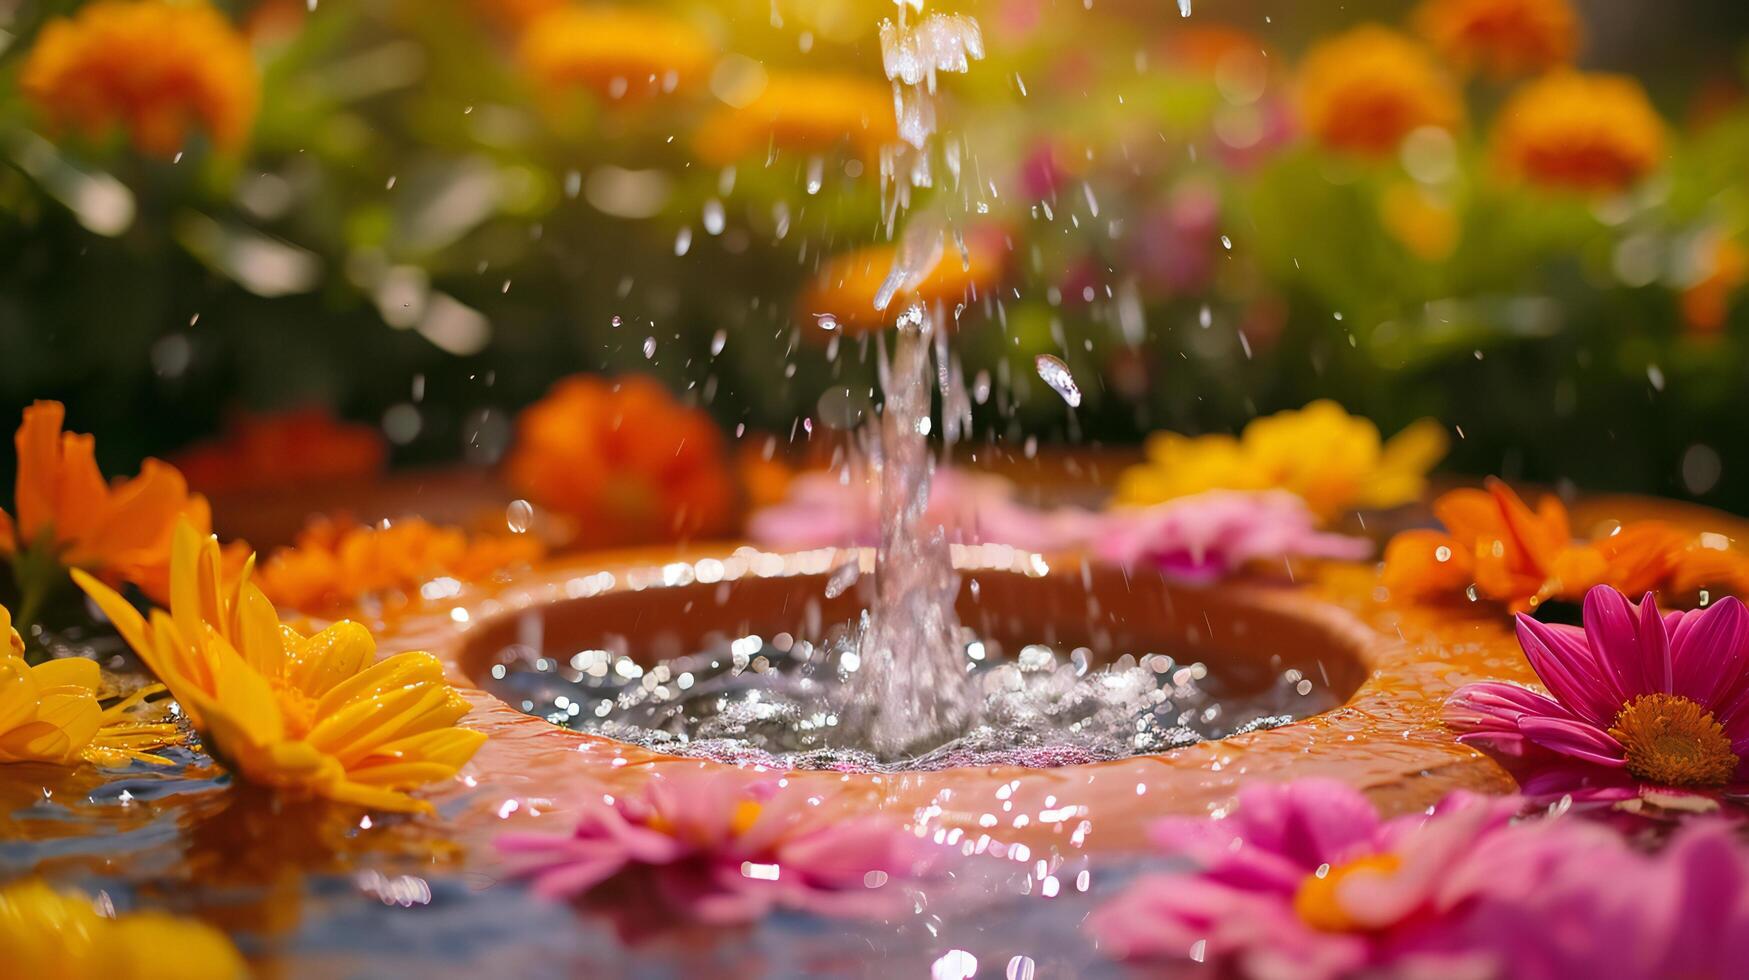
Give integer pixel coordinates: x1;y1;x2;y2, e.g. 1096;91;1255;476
258;516;544;614
19;0;259;157
1296;25;1463;157
2;401;229;617
1115;401;1449;521
1493;72;1665;194
1414;0;1579;79
0;603;179;767
76;524;487;813
517;6;716;101
695;71;897;166
0;878;245;980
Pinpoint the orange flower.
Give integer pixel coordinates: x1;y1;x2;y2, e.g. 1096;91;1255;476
1160;24;1269;77
1681;234;1747;336
1;401;220;607
19;0;258;157
257;516;544;614
694;72;897;167
1379;182;1459;261
1296;26;1463;157
1382;478;1689;612
517;6;716;101
505;375;736;549
1414;0;1579;79
1493;72;1665;194
173;409;386;497
795;225;1008;334
468;0;566;32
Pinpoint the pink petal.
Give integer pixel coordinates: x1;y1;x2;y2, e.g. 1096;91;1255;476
1515;715;1626;767
1668;598;1749;724
1516;615;1620;727
1583;586;1655;698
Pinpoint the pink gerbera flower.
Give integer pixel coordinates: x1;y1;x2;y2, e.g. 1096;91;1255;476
1095;490;1371;583
1085;779;1522;979
1446;585;1749;808
495;769;937;923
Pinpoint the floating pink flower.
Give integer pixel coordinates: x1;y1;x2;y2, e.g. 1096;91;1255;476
747;468;1098;554
1085;779;1525;979
495;769;936;923
1446;585;1749;809
1095;491;1371;583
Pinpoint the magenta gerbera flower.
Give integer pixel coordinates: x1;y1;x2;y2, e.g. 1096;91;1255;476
495;768;938;923
1446;585;1749;806
1084;780;1523;979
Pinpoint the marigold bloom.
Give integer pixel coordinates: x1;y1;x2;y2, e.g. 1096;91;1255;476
1414;0;1579;79
76;524;487;814
0;603;178;767
19;0;258;157
1681;235;1748;336
257;516;543;614
1493;71;1665;194
1382;478;1691;612
505;375;736;549
1115;401;1448;522
173;408;387;497
1;401;221;606
1447;586;1749;806
795;226;1007;333
1295;26;1463;157
695;72;898;167
497;769;937;922
517;6;716;101
0;879;245;980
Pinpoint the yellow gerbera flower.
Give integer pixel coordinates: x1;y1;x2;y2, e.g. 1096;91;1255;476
19;0;259;157
0;603;179;767
0;878;245;980
517;6;716;101
1116;401;1449;521
74;524;487;814
694;71;897;166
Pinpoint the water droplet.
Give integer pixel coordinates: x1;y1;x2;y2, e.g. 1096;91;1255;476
711;329;727;355
825;561;861;598
506;499;534;533
814;313;840;332
1034;354;1081;407
703;199;725;236
674;227;693;256
643;337;657;359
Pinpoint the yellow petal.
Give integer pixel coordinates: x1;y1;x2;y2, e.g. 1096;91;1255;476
28;657;100;694
285;621;375;700
313;650;445;718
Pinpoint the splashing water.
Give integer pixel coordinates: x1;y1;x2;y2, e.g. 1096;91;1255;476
1034;355;1081;407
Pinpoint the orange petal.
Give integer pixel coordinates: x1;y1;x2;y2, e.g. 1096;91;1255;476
1381;530;1472;598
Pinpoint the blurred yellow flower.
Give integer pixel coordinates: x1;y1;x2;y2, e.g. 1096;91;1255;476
19;0;258;157
517;6;716;101
1493;72;1665;194
468;0;566;32
695;71;897;166
1;401;232;613
76;524;487;814
0;879;245;980
1380;182;1460;261
0;603;179;767
1296;25;1463;157
1414;0;1578;79
1116;401;1449;521
258;516;544;614
796;225;1008;333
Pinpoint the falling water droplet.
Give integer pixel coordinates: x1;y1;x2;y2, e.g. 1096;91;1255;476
610;315;623;327
703;199;726;235
674;227;693;256
1178;0;1191;16
825;560;861;598
1034;354;1081;407
643;337;657;359
1199;304;1212;328
506;499;534;533
806;156;825;195
711;329;727;355
814;313;840;332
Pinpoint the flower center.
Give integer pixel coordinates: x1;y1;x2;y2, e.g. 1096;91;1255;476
1292;853;1401;933
1609;693;1739;787
729;799;763;836
274;684;320;739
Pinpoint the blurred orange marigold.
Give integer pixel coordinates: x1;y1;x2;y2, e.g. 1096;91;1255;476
517;6;716;101
1296;25;1463;158
1493;72;1665;194
174;408;387;497
796;225;1008;334
695;72;897;166
20;0;258;157
505;375;735;548
1414;0;1578;79
1;401;222;606
258;516;545;614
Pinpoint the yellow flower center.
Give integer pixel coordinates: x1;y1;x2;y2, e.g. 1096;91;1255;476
729;799;763;836
275;684;321;739
1292;853;1401;932
1609;694;1740;787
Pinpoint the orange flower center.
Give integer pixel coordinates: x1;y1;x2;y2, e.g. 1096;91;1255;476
275;684;320;739
1609;694;1739;787
643;799;763;843
1292;853;1401;932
